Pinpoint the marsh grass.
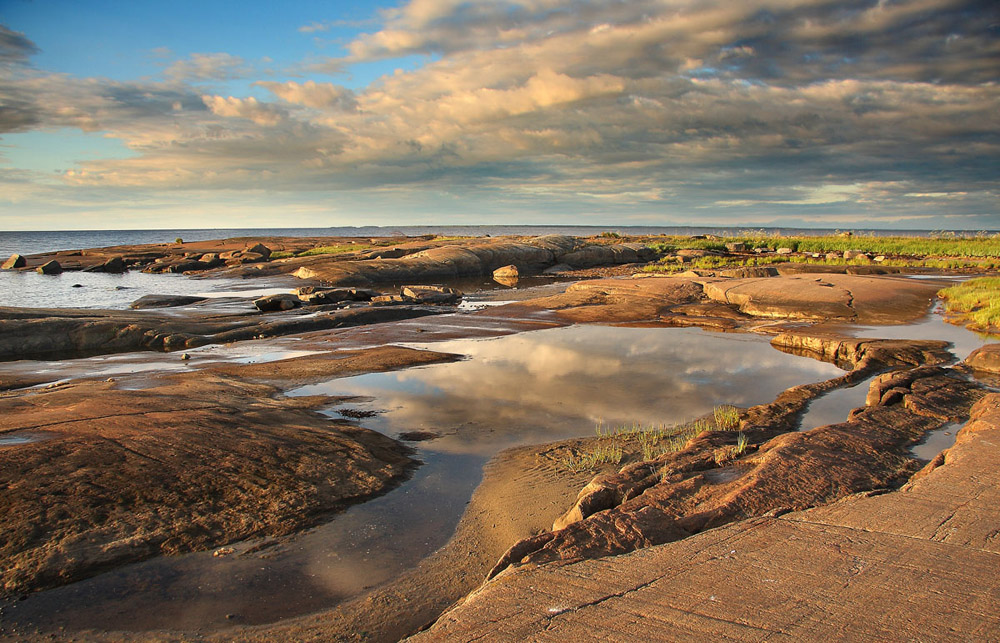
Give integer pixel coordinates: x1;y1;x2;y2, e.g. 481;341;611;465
565;407;740;472
713;405;740;430
642;232;1000;274
296;243;374;257
939;277;1000;331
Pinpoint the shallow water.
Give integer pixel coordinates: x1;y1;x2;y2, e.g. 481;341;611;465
0;268;299;310
5;324;844;632
796;375;877;431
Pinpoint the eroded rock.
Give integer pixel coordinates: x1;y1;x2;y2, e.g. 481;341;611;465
2;254;26;269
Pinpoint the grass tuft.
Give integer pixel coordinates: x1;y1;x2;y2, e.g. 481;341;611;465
938;278;1000;331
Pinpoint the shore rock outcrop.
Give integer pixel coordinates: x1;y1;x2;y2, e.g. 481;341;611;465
487;336;981;580
965;344;1000;374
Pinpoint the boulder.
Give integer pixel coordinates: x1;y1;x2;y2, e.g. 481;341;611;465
2;254;26;270
198;253;223;267
371;295;408;306
776;247;794;255
400;285;462;304
296;287;379;305
542;263;574;275
85;256;126;274
493;264;520;279
130;295;210;309
253;294;301;312
725;242;747;253
965;345;1000;374
36;260;62;275
843;250;867;261
826;252;841;260
245;243;272;260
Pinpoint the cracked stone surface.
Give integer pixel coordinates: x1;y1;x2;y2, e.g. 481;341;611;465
410;393;1000;641
0;345;456;597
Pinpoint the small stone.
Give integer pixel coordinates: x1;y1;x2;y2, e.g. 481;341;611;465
2;253;26;269
36;260;62;275
213;547;235;557
725;242;747;253
72;284;83;288
493;264;520;279
180;353;191;361
776;247;793;255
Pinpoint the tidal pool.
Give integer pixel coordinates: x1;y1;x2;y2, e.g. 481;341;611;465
5;325;846;633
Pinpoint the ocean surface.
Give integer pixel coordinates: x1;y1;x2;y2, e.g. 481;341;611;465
0;225;994;310
1;225;994;259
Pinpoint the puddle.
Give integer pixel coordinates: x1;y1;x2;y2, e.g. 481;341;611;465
845;300;999;362
797;376;877;431
911;421;964;461
0;431;52;447
5;325;845;632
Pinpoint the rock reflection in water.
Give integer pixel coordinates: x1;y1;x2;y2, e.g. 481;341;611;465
296;325;846;456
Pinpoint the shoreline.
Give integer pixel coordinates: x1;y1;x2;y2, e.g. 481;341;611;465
1;233;998;641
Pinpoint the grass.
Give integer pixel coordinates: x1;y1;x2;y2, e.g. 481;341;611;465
938;277;1000;331
639;232;1000;274
563;407;742;472
296;243;373;257
713;405;741;430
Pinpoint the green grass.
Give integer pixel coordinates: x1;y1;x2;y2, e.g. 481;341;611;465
269;250;294;260
938;277;1000;331
296;243;373;257
713;405;741;430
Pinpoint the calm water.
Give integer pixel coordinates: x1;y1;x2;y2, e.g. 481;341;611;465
0;225;988;258
5;324;844;632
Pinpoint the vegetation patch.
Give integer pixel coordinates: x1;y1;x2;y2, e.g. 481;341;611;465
938;277;1000;332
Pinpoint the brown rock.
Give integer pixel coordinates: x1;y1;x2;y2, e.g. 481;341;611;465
2;253;26;269
253;293;302;312
493;264;520;279
965;344;1000;374
36;260;62;275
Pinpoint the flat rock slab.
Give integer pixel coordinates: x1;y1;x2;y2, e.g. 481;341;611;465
700;273;938;323
411;394;1000;641
0;346;454;597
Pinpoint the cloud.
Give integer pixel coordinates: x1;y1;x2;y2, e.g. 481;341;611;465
164;53;253;81
0;25;38;65
2;0;998;227
255;80;358;111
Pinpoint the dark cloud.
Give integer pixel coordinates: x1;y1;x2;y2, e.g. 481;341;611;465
0;25;38;65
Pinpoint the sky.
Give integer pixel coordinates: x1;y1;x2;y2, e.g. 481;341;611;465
0;0;998;231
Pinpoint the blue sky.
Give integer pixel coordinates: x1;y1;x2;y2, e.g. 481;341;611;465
0;0;998;230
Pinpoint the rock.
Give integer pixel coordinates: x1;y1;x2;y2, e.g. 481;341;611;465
2;254;26;269
130;294;209;309
245;243;272;260
254;294;301;312
400;285;462;304
72;284;83;288
36;260;62;275
965;345;1000;374
843;250;867;261
826;252;841;260
180;353;191;361
675;249;719;260
542;263;574;275
295;287;379;305
198;253;222;267
874;255;886;263
371;294;408;305
493;264;520;279
725;242;747;253
776;247;794;255
85;256;126;274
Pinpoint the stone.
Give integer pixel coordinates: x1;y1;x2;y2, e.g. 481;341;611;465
843;249;867;261
253;294;301;312
400;285;462;304
874;255;886;263
2;254;26;269
965;345;1000;374
130;295;209;309
245;243;272;260
36;260;62;275
725;242;747;252
776;247;794;255
371;295;408;305
85;256;126;274
493;264;520;279
826;252;841;260
295;287;379;305
542;263;574;275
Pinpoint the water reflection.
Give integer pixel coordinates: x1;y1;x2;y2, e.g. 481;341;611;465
292;326;846;456
6;325;845;632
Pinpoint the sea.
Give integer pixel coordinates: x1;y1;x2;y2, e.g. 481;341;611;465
0;225;994;310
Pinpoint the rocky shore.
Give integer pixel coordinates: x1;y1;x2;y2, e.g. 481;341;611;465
1;234;998;642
